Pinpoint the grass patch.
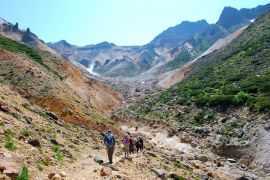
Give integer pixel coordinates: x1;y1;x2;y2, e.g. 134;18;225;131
16;165;29;180
6;128;15;137
222;122;238;137
173;175;185;180
5;137;17;151
52;145;64;163
173;160;193;172
4;128;17;151
20;129;32;137
0;121;5;126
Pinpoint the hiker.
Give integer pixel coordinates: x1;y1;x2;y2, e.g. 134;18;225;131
121;135;130;158
135;137;141;153
104;130;115;164
129;135;135;154
139;137;144;151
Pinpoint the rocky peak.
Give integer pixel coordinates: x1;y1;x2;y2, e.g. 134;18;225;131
56;40;72;47
217;7;247;30
21;27;34;42
218;3;270;31
94;41;116;48
148;19;210;49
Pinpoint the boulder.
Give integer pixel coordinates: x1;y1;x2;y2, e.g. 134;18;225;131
263;163;270;174
199;156;208;162
23;117;32;124
191;141;197;148
46;112;58;120
152;168;166;179
50;139;59;145
201;175;209;180
60;171;66;177
170;173;182;180
167;128;177;138
48;173;56;179
237;129;244;138
51;174;62;180
218;117;229;123
0;157;23;180
28;138;41;147
94;156;103;164
264;124;270;131
236;176;249;180
227;158;237;163
100;167;112;176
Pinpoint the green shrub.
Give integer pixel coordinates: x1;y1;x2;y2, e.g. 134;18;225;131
223;122;238;137
255;97;270;112
16;166;29;180
0;121;4;126
21;129;32;137
52;145;64;163
223;84;240;95
233;91;249;105
209;95;234;106
173;160;192;172
5;137;17;151
173;175;185;180
6;128;15;137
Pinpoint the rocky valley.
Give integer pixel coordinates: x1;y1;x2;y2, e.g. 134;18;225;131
0;2;270;180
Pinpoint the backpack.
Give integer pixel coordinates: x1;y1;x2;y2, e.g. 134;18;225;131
136;138;141;146
105;134;115;148
122;137;129;144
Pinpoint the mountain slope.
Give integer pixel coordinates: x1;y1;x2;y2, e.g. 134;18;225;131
158;26;246;88
126;11;270;178
0;35;122;131
133;10;270;122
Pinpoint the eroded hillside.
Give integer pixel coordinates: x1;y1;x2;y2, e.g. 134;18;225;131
0;35;122;131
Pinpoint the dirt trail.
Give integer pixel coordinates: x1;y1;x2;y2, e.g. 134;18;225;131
33;140;162;180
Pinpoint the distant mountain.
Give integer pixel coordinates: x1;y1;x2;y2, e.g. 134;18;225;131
218;3;270;31
157;3;270;74
148;20;210;50
49;3;270;79
133;8;270;122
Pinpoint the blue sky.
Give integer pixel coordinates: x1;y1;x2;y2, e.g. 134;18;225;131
1;0;269;46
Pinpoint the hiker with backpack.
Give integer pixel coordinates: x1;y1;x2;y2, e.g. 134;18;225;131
129;135;135;154
139;137;144;151
104;130;115;164
135;137;141;153
121;135;130;158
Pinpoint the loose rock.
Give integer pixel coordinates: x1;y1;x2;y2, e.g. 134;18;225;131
28;138;41;147
94;156;104;164
227;158;237;163
152;168;166;179
199;156;208;162
100;167;112;176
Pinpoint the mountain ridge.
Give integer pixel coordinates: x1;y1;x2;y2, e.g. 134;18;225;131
47;3;270;80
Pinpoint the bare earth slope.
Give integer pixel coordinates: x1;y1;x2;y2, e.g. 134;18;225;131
158;26;246;89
